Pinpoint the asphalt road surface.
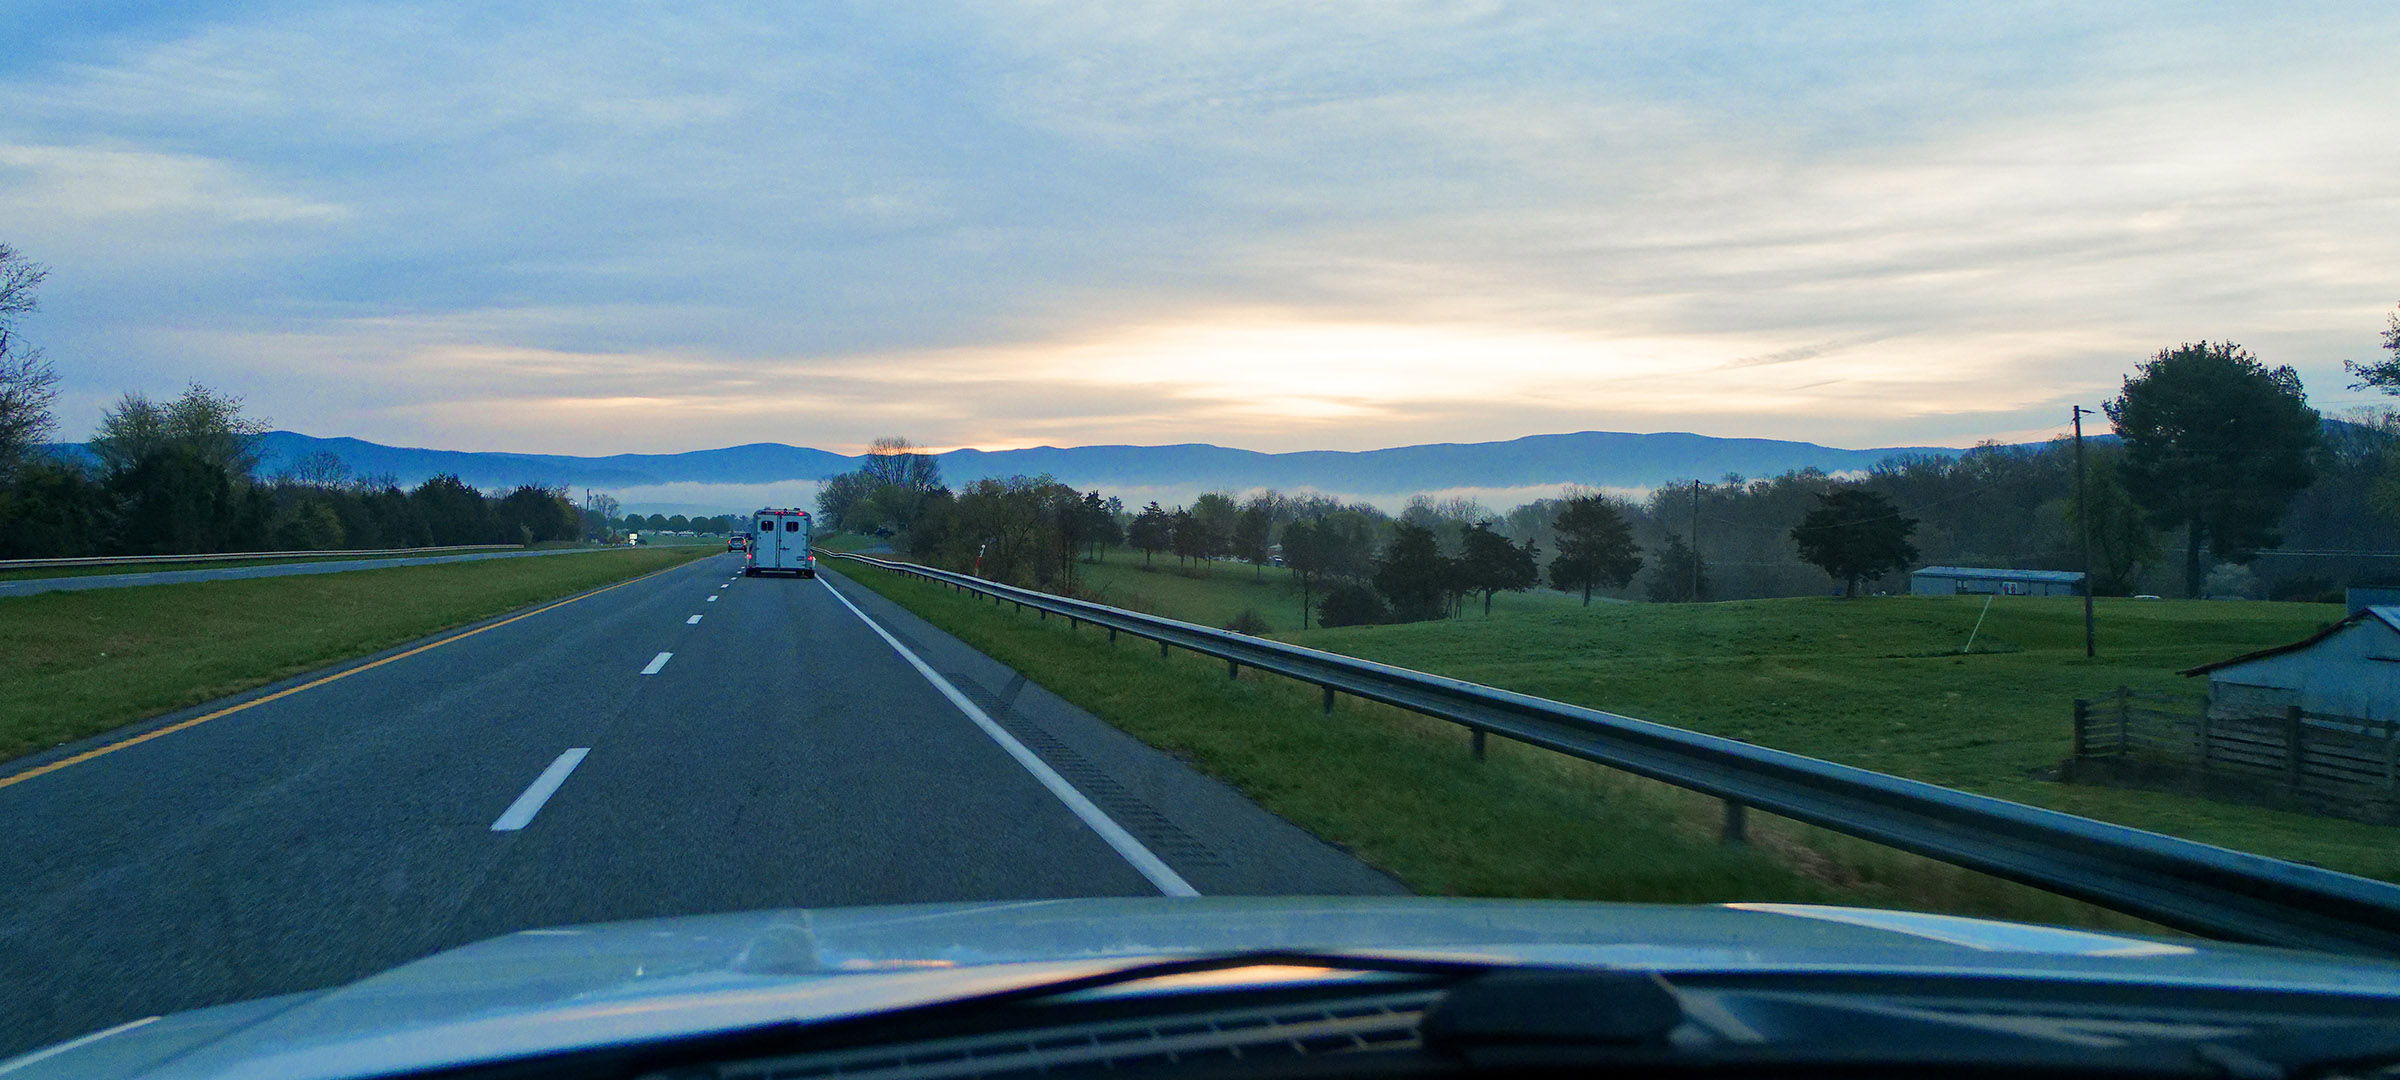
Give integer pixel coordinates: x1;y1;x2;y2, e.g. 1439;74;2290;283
0;552;1400;1057
0;546;616;599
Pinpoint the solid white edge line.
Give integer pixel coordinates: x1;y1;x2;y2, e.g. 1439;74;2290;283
0;1016;160;1075
817;576;1200;897
640;651;673;675
490;748;591;832
687;615;703;624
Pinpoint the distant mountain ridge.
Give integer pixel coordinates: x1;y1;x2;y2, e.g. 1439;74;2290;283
44;429;1973;496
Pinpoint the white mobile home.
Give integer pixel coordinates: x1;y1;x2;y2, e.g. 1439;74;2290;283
1908;566;2086;597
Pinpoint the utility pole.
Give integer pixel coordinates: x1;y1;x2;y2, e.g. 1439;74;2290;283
1689;479;1701;603
2073;405;2096;658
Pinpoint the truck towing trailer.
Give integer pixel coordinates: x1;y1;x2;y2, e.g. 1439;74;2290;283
746;508;815;577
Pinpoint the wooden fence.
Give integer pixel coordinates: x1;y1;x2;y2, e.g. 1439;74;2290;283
2071;687;2400;822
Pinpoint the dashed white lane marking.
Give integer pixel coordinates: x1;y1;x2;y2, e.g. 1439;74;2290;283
706;595;718;602
687;615;702;625
815;576;1199;897
490;748;590;832
640;651;673;675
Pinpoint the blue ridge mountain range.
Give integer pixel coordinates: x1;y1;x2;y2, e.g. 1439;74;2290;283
163;429;1983;497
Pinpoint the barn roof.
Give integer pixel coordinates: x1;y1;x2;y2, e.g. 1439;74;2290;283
2181;606;2400;677
1910;565;2086;584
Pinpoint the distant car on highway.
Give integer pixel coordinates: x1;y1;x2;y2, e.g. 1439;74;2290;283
726;534;746;553
746;507;815;577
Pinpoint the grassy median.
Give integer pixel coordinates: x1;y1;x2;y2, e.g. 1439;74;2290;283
0;546;713;765
832;559;2223;931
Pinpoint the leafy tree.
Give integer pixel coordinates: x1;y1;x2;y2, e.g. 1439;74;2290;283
2067;450;2160;595
1373;522;1453;622
2105;341;2321;597
273;499;346;550
91;384;270;479
2344;301;2400;395
1317;581;1391;628
497;484;578;544
1232;503;1272;578
412;473;493;546
110;445;267;554
1548;496;1643;605
1189;492;1239;560
1645;532;1709;603
666;513;691;532
0;460;109;558
815;470;871;529
1078;490;1120;561
859;436;943;491
1128;501;1171;565
0;243;55;481
1168;507;1202;568
1459;520;1538;615
1790;488;1920;596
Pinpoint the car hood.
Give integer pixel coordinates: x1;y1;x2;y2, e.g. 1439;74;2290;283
22;897;2400;1080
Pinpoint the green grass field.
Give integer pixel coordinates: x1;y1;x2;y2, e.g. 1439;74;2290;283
832;552;2399;927
0;545;713;765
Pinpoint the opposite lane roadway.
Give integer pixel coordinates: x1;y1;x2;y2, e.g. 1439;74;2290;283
0;551;1399;1057
0;546;617;599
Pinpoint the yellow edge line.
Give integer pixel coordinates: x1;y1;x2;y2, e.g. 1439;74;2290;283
0;557;705;792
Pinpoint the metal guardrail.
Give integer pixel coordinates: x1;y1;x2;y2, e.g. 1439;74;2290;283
826;551;2400;957
0;544;520;572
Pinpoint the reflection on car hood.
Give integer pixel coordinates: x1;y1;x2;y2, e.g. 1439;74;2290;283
24;897;2400;1080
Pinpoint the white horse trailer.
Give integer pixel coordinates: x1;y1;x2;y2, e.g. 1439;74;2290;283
746;508;816;577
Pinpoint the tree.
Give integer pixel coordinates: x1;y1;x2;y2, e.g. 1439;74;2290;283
1232;503;1272;578
109;445;266;554
2105;341;2321;598
290;450;351;489
0;243;55;481
1459;520;1538;615
1790;488;1920;596
1078;491;1120;561
1168;507;1202;568
1373;523;1452;622
2345;301;2400;394
2068;451;2160;595
859;436;943;491
1547;496;1643;605
0;460;110;558
1646;533;1709;602
91;384;269;479
412;474;492;546
1129;502;1172;566
497;484;577;544
1317;581;1391;628
1189;492;1239;562
1281;518;1319;628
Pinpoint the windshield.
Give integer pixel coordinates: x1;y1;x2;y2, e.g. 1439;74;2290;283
3;2;2398;1072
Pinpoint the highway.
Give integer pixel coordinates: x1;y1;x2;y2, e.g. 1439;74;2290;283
0;552;1400;1057
0;546;611;599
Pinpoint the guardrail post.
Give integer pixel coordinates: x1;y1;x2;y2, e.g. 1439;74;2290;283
1228;659;1239;679
1721;800;1748;846
1471;728;1487;761
1109;627;1117;644
2071;699;2088;758
1322;686;1336;715
1160;640;1170;658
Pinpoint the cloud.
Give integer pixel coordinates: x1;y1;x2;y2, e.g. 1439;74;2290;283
4;2;2397;454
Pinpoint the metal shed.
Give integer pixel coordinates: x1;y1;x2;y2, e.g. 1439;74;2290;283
1908;566;2086;597
2181;606;2400;723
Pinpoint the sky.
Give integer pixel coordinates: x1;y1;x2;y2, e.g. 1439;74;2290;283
3;1;2396;456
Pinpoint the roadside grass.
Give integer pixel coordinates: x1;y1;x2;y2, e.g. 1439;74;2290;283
1070;549;1578;631
0;546;714;765
0;545;543;583
832;560;2172;931
1291;595;2400;882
